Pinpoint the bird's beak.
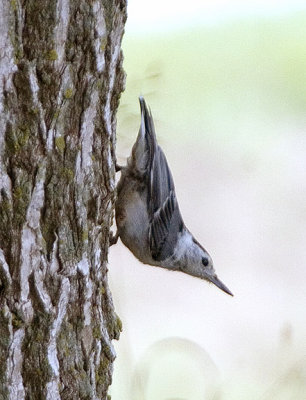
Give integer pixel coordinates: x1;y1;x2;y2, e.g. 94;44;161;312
208;274;233;296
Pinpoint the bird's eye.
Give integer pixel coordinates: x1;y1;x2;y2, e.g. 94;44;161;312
202;257;209;266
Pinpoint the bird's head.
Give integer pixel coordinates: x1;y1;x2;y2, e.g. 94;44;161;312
182;235;233;296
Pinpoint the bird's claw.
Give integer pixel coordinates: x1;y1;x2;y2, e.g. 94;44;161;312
115;163;123;172
109;231;119;246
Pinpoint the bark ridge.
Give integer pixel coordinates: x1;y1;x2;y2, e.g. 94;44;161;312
0;0;127;399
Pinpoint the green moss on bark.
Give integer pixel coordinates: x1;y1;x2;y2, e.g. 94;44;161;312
57;320;91;399
0;311;10;400
22;313;53;399
55;136;66;153
1;0;127;397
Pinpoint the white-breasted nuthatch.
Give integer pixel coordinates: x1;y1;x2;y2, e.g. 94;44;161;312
113;97;233;296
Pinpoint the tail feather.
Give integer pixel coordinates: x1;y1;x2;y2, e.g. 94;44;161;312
138;97;176;215
129;96;157;174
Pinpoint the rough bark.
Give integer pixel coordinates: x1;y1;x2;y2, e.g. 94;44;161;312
0;0;126;399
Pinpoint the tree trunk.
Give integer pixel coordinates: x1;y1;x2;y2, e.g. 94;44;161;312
0;0;126;399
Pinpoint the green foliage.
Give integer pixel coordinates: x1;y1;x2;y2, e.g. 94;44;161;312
119;11;306;146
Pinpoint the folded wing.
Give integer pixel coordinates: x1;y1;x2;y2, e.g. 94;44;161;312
139;97;184;261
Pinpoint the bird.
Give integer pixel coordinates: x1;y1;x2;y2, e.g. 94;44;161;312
113;97;233;296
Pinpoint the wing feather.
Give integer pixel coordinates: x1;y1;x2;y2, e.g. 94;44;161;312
139;97;184;261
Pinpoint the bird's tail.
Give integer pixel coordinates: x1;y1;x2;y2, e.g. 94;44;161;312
129;96;157;174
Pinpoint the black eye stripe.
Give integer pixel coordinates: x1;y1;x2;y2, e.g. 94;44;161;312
202;257;209;266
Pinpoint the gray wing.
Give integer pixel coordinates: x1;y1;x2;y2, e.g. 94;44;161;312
148;146;184;262
139;97;184;261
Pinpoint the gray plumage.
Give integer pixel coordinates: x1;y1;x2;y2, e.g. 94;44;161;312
115;97;233;296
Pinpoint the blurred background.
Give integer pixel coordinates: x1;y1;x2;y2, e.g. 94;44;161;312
109;1;306;398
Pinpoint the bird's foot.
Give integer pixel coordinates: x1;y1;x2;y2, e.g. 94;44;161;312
109;231;119;246
115;163;123;172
